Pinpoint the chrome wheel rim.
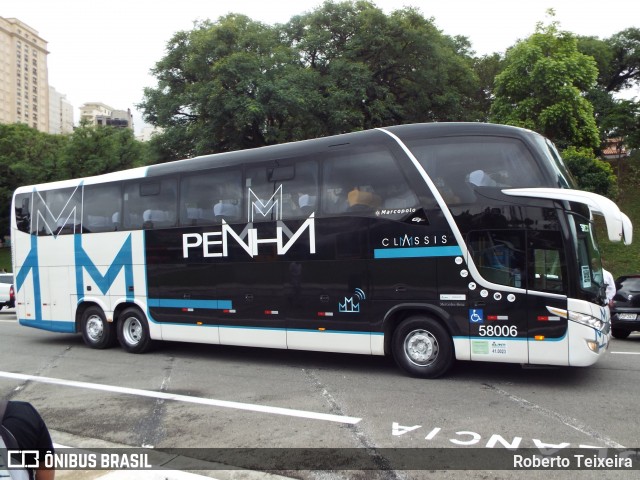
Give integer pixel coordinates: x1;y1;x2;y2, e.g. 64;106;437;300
86;315;104;342
404;329;439;366
122;316;143;346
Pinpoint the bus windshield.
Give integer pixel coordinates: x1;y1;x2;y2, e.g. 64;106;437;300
570;214;605;303
534;135;576;188
404;136;547;204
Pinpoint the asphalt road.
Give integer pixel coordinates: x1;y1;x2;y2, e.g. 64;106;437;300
1;308;639;479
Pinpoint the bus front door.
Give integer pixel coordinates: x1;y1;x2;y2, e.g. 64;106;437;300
467;229;529;364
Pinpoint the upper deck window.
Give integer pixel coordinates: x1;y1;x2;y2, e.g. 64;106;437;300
405;136;546;205
123;179;177;230
322;144;418;218
30;187;82;236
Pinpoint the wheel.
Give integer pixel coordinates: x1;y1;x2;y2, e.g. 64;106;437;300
117;307;153;353
611;328;631;339
392;316;454;378
81;306;117;349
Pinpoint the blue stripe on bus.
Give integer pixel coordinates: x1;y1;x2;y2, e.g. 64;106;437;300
147;298;233;310
374;245;463;259
19;319;75;333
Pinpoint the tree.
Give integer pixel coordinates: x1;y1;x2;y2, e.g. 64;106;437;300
578;28;640;93
490;18;600;150
471;53;504;122
0;124;68;236
139;1;480;159
283;1;480;127
578;30;640;160
139;14;301;159
60;125;149;179
562;146;617;198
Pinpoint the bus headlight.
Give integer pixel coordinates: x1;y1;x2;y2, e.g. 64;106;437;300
546;307;605;331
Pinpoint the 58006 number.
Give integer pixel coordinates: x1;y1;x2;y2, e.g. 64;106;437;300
478;325;518;337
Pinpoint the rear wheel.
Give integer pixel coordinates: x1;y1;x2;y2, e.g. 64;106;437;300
117;307;154;353
81;306;116;349
392;316;454;378
611;328;631;339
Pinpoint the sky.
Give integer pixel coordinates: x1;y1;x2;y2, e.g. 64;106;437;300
3;0;639;134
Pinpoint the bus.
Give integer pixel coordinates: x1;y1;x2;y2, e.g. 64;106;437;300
11;123;632;378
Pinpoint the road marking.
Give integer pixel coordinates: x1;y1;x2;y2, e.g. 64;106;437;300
610;351;640;355
483;383;625;449
0;371;361;425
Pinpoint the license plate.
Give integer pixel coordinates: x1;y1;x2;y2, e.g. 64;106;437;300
618;313;638;320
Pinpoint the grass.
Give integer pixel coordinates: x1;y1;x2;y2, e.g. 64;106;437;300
0;247;10;273
598;153;640;277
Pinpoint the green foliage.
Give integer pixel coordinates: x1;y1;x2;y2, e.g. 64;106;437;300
0;123;151;237
0;247;10;272
598;151;640;276
139;0;481;159
578;29;640;156
60;125;150;178
580;28;640;93
490;20;600;150
598;98;640;150
471;53;504;122
562;146;617;198
0;124;68;237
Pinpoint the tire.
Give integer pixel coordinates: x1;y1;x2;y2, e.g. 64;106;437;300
392;316;454;378
117;307;153;353
81;306;117;349
611;328;631;339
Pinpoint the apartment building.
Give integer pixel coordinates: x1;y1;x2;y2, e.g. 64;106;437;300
49;85;74;134
79;102;134;130
0;16;50;132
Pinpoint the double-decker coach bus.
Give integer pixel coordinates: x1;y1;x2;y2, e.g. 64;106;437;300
11;123;633;378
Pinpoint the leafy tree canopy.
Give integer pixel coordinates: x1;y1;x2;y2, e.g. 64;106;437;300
578;28;640;93
60;124;149;179
0;123;150;237
0;124;68;236
490;17;600;150
562;146;617;198
139;0;481;159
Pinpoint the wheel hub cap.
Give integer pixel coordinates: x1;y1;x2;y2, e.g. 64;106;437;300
405;330;438;366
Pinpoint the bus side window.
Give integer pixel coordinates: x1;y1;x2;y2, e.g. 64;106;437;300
15;194;31;234
245;160;318;222
83;183;122;233
528;231;567;294
280;160;318;219
124;179;177;230
31;187;82;236
180;169;242;226
468;230;526;288
322;145;417;218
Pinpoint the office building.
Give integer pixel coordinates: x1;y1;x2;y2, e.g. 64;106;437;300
0;16;50;132
80;102;134;130
49;86;74;134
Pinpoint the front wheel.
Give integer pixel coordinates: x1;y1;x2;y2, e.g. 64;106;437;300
117;307;154;353
81;306;117;349
392;316;454;378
